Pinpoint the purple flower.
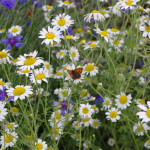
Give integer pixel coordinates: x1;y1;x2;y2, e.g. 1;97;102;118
0;0;17;9
18;0;28;4
0;86;14;102
61;27;73;36
53;99;75;117
92;94;104;105
0;33;23;50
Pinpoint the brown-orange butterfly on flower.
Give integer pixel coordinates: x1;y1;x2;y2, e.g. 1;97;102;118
67;68;83;80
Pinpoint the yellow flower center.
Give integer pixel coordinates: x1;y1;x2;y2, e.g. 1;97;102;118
13;59;18;63
106;100;110;106
89;43;97;47
80;39;86;44
7;124;14;129
27;135;34;141
66;35;72;39
137;125;144;132
45;64;49;69
75;124;79;127
111;28;118;32
0;29;5;32
91;10;99;13
24;57;36;66
126;0;134;5
22;69;30;74
46;33;55;39
59;51;64;56
113;40;120;45
138;99;145;104
62;90;68;97
146;108;150;118
5;135;14;143
46;5;51;9
85;64;95;72
77;28;82;33
36;73;45;80
83;118;90;122
47;14;50;18
55;113;62;119
147;139;150;144
63;1;70;5
110;111;117;118
14;87;25;96
92;106;97;111
0;52;7;59
75;133;80;139
71;51;76;58
11;107;18;113
58;19;66;26
55;128;59;134
119;95;127;104
101;11;107;15
36;143;43;150
145;26;150;32
56;72;62;76
81;90;87;97
12;28;18;33
82;107;89;114
93;121;98;126
100;31;108;37
0;80;5;86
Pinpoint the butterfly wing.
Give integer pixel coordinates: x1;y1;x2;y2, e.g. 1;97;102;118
67;70;72;75
74;68;83;74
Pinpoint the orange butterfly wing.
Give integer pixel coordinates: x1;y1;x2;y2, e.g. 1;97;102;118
74;68;83;74
67;70;72;75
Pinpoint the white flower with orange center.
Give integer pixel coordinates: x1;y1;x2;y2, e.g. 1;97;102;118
84;41;99;50
75;28;84;37
137;102;150;123
12;58;18;65
94;28;110;42
105;107;121;122
16;50;44;70
35;139;47;150
69;46;79;61
39;26;61;45
57;0;75;8
84;63;98;76
42;5;53;12
8;25;22;36
0;101;8;121
84;10;105;23
0;49;12;64
56;50;67;59
139;20;150;39
107;138;115;146
0;131;18;148
115;92;132;109
7;85;33;102
91;119;101;129
52;13;74;31
79;103;94;117
120;0;140;9
30;68;49;84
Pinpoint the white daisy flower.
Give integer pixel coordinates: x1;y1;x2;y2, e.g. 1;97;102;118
109;4;122;17
139;20;150;39
0;78;10;90
103;97;112;110
39;26;61;45
75;28;84;38
84;10;105;23
63;34;79;41
84;41;99;50
134;99;145;105
35;139;47;150
0;49;12;64
5;122;18;131
133;122;149;136
110;38;124;48
17;68;31;77
91;119;101;129
30;68;49;84
12;58;18;65
101;9;110;18
56;50;67;59
43;61;53;74
105;107;121;122
144;139;150;149
0;28;5;33
107;28;120;35
138;76;145;85
79;103;94;117
54;69;64;79
84;63;98;76
115;92;132;109
137;102;150;123
69;46;79;61
42;5;53;12
16;50;44;70
44;12;50;22
65;64;84;84
0;101;8;121
92;105;99;114
36;88;44;95
120;0;140;10
57;0;75;8
107;138;115;146
81;116;93;127
7;85;33;102
54;88;62;95
8;25;22;36
80;89;90;100
52;13;74;31
0;131;18;148
72;121;82;130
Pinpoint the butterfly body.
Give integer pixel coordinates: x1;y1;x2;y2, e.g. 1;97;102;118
67;68;83;80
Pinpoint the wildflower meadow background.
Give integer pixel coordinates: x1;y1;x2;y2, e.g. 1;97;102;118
0;0;150;149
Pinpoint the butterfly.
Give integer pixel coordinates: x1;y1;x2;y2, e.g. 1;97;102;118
67;68;83;80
